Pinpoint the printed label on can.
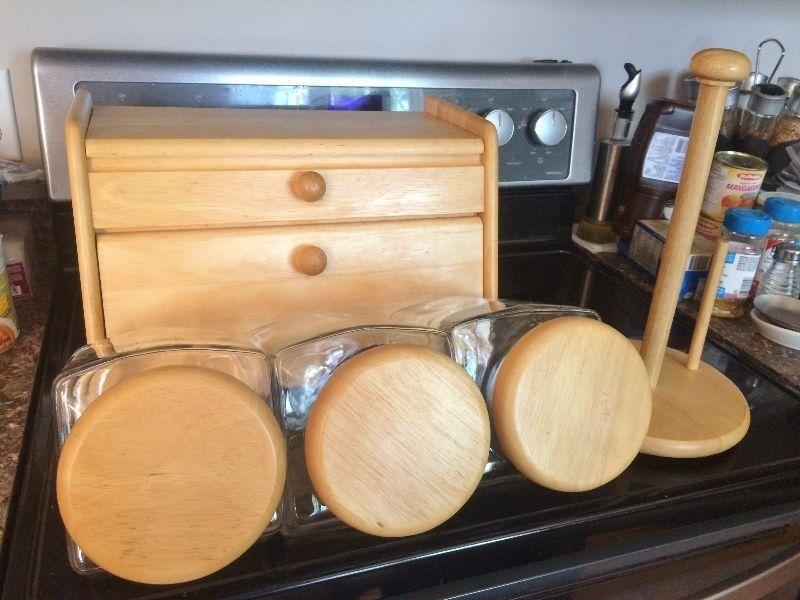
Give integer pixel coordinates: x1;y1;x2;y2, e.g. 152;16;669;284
641;132;689;183
716;251;760;300
701;158;766;220
696;214;723;241
0;265;18;353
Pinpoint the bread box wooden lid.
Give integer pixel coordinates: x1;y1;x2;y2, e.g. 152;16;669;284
85;106;484;159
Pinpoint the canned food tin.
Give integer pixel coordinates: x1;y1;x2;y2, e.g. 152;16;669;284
0;235;19;354
701;151;767;220
696;213;724;241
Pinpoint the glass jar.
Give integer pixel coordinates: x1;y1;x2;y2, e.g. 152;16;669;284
253;319;489;537
52;334;281;578
754;196;800;291
756;241;800;298
712;209;772;318
736;84;787;159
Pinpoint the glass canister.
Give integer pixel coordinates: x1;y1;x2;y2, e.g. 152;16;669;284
767;88;800;173
712;209;772;318
756;241;800;298
52;334;285;584
392;298;653;493
754;196;800;291
736;84;787;159
253;317;490;538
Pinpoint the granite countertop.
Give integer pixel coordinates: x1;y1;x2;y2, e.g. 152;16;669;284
0;198;54;543
594;251;800;397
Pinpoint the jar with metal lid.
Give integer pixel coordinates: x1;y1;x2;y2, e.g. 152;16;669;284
754;196;800;290
712;209;772;318
252;316;490;538
52;333;286;584
736;83;788;159
756;241;800;298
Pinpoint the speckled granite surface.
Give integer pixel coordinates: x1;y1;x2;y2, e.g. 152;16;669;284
0;198;54;544
594;251;800;397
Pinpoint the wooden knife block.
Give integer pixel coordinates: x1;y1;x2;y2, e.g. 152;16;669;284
65;92;498;346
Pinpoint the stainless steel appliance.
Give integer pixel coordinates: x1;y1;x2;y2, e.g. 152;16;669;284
32;48;600;200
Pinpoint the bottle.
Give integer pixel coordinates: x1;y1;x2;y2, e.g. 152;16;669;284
766;88;800;174
0;234;19;354
735;83;787;159
712;209;772;318
756;241;800;298
614;99;695;248
754;196;800;292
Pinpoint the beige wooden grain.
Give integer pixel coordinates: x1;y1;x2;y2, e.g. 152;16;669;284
85;106;483;158
631;342;750;458
687;240;730;370
425;96;499;299
639;49;750;388
304;345;490;537
87;153;482;172
57;365;286;584
96;217;484;339
88;166;484;230
492;317;652;492
65;89;106;344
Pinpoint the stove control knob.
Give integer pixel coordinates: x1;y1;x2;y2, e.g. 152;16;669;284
529;109;568;146
483;109;515;146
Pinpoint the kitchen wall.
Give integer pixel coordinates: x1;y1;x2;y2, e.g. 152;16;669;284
2;0;799;166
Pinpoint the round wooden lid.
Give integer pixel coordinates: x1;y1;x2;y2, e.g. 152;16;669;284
305;345;490;537
57;365;286;584
492;317;652;492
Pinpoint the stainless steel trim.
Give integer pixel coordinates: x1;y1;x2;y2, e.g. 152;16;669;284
32;48;599;200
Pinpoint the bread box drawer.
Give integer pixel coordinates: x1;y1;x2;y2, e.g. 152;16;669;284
96;217;484;338
88;167;484;230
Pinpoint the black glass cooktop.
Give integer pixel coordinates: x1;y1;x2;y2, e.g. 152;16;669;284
3;246;800;599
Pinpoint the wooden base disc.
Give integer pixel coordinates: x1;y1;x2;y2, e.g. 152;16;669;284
305;345;490;537
57;365;286;584
493;317;652;492
632;342;750;458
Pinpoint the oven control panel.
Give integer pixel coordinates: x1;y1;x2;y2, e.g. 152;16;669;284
430;88;576;185
33;49;600;199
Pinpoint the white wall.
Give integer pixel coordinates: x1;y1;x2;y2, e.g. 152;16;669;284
2;0;799;166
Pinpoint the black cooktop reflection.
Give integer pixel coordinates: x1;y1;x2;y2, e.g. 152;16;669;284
4;248;800;600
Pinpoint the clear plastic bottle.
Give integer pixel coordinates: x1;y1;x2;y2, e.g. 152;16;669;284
756;241;800;298
754;196;800;292
712;208;772;318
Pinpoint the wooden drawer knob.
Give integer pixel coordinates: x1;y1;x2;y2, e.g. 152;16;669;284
292;171;326;202
292;244;327;276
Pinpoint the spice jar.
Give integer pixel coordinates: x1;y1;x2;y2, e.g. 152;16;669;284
712;208;772;318
736;84;787;159
52;334;285;583
767;88;800;174
754;196;800;291
756;241;800;298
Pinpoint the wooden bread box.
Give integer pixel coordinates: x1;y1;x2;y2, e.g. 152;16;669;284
66;91;498;346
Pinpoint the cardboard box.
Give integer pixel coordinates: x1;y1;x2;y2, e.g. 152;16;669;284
628;219;714;299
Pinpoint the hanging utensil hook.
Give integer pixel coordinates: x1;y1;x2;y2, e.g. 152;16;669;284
754;38;785;84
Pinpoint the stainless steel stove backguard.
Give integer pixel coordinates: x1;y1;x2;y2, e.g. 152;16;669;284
32;48;599;201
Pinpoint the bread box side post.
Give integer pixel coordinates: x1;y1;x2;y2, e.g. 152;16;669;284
65;90;106;345
424;97;499;299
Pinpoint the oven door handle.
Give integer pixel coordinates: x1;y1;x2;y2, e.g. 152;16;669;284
690;541;800;600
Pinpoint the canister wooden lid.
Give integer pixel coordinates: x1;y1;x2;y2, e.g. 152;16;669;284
305;345;490;537
56;365;286;584
492;317;652;492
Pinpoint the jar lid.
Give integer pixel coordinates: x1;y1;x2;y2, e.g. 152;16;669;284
56;365;286;584
748;83;788;116
305;345;490;537
775;241;800;265
723;208;772;236
764;196;800;224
